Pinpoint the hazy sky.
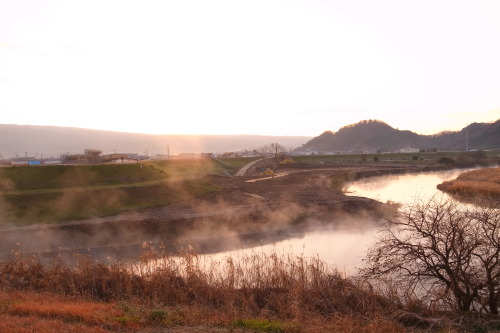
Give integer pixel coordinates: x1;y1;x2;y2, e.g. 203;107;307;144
1;0;500;136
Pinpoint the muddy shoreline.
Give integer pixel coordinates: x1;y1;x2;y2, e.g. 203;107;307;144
0;163;456;260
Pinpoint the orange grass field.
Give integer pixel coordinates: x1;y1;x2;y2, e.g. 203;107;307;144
0;251;431;333
2;248;496;332
0;290;415;333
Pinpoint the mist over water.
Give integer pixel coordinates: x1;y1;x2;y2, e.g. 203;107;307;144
202;169;472;275
206;223;378;276
0;168;472;275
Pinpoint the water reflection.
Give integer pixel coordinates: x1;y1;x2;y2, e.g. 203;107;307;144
208;224;378;276
204;169;471;275
345;169;470;204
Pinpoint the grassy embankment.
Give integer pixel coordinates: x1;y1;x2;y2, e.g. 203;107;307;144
438;167;500;201
0;158;254;226
1;152;497;226
2;151;498;226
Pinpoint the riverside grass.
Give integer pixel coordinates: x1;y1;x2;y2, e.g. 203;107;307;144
438;167;500;200
0;250;417;333
3;247;492;332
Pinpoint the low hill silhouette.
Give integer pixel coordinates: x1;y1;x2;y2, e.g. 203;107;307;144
0;125;310;158
296;119;500;153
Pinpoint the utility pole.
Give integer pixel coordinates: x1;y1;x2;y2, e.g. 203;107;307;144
166;145;170;160
466;123;469;152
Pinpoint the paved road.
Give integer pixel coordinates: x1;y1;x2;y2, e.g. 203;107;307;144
235;158;273;176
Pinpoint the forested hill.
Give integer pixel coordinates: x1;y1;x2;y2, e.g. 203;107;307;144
295;119;500;153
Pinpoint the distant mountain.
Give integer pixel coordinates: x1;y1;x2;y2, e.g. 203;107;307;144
295;119;500;153
0;125;311;158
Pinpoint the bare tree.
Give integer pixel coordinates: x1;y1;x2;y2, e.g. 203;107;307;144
360;197;500;314
473;207;500;314
254;143;288;178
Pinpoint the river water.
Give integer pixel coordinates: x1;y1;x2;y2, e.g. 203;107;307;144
346;168;471;204
206;168;470;275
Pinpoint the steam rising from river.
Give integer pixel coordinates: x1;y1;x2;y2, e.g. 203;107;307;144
0;188;381;270
0;168;475;275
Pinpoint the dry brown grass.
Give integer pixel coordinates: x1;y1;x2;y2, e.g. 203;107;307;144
0;291;122;333
0;250;410;332
0;291;412;333
438;167;500;200
0;250;484;332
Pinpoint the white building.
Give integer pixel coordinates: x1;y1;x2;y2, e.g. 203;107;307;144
399;147;419;153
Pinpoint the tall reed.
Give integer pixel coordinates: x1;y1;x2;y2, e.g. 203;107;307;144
0;249;392;320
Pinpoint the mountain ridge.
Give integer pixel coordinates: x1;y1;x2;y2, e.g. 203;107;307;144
296;119;500;153
2;119;499;158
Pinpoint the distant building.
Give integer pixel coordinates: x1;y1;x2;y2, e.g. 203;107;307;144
61;149;102;164
293;149;318;156
102;153;129;162
399;147;419;153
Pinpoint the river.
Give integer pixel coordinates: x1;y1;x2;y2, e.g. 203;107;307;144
206;168;471;275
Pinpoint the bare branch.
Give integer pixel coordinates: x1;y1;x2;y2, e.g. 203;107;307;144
360;197;500;314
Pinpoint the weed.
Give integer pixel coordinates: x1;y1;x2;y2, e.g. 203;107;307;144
233;318;289;333
149;308;168;322
114;315;138;326
0;300;14;312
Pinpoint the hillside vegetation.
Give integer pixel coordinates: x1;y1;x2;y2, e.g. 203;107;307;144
297;119;500;153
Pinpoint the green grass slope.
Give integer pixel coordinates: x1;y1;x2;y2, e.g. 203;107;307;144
0;160;231;226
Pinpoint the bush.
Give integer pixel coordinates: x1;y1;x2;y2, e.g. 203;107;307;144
361;197;500;314
438;157;455;165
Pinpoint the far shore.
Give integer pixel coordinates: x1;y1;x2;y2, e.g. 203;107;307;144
437;167;500;203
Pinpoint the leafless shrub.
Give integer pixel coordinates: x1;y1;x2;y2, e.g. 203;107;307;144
360;196;500;315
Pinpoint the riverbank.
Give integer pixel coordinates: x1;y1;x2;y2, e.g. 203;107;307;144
0;162;443;260
437;167;500;203
1;159;499;332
